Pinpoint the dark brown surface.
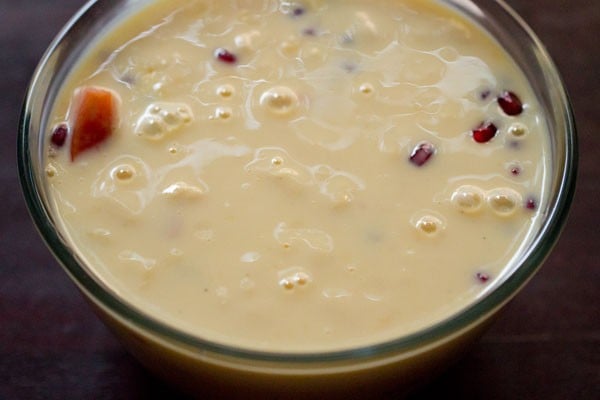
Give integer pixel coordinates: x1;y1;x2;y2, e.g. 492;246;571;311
1;1;598;399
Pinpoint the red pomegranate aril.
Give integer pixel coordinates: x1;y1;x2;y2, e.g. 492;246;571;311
214;48;237;64
476;272;490;283
51;124;68;147
510;165;521;176
472;122;498;143
293;7;305;16
526;197;537;210
498;91;523;116
409;142;435;167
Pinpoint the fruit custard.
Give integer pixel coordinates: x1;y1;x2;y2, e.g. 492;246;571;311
45;0;549;353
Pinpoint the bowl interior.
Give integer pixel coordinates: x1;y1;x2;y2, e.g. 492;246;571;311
18;0;576;363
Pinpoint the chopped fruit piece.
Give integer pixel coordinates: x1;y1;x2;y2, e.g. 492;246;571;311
497;91;523;116
472;121;498;143
70;87;119;161
214;48;237;64
476;272;490;283
409;142;435;166
50;123;68;147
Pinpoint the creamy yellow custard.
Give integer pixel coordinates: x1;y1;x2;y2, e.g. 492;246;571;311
45;0;549;353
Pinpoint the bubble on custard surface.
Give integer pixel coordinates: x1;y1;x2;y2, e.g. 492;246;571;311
135;102;193;140
278;267;312;291
358;82;374;96
271;156;284;167
486;187;522;217
45;164;58;178
93;156;151;215
260;86;300;116
411;212;446;237
451;185;485;214
508;123;529;139
211;107;232;120
111;164;136;182
216;84;235;98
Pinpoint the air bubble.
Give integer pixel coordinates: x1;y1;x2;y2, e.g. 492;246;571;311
358;83;374;95
217;84;235;98
271;156;284;166
487;187;522;217
112;165;135;181
278;267;312;290
451;185;485;214
260;86;299;116
45;164;57;177
215;107;232;120
412;213;446;237
508;123;528;139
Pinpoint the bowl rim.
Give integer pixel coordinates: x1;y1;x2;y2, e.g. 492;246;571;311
18;0;577;364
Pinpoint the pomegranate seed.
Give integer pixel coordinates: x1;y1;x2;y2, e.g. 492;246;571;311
214;48;237;64
409;142;435;167
472;121;498;143
293;7;305;16
480;89;491;100
497;91;523;116
476;272;490;283
51;123;68;147
510;165;521;176
525;197;537;210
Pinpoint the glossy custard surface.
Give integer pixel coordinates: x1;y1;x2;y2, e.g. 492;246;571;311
45;0;549;352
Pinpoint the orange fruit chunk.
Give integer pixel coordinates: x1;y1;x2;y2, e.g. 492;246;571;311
70;86;119;161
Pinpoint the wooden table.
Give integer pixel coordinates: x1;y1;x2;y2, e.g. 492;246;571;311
1;1;598;398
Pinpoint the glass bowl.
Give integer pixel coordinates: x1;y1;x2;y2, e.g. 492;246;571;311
18;0;576;397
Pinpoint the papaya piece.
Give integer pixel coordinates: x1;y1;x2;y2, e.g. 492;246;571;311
69;86;119;161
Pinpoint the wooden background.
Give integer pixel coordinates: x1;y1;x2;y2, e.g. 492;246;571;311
1;1;598;398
